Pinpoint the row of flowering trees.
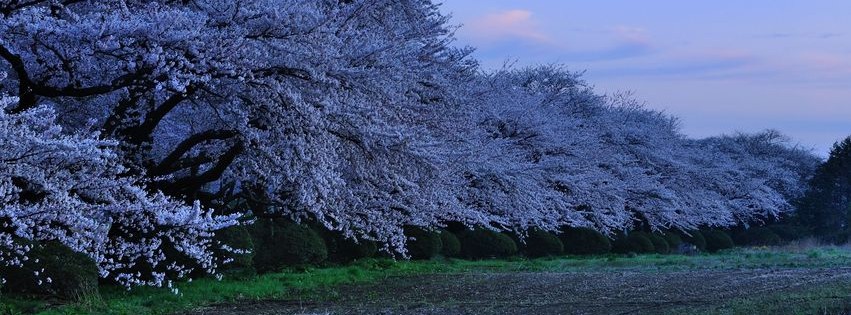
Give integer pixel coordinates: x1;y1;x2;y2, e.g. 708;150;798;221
0;0;818;288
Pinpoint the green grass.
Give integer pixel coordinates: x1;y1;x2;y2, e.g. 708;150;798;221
665;281;851;315
4;246;851;315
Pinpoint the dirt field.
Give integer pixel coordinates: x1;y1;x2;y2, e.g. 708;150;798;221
188;267;851;315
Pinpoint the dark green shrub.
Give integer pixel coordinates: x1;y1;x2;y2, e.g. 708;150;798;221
648;234;670;254
768;225;807;242
251;218;327;273
680;230;706;251
612;232;655;254
444;221;467;234
560;227;612;255
405;227;442;260
519;229;563;258
731;229;746;245
215;225;256;278
439;230;461;257
0;242;98;301
662;233;683;249
458;228;518;259
736;227;782;246
311;224;378;263
334;238;378;262
703;230;735;253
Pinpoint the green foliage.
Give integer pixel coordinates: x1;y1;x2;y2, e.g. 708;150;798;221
560;227;612;255
797;136;851;242
648;234;670;254
662;233;683;249
404;227;442;260
215;225;256;278
681;230;707;251
311;224;378;263
612;232;655;254
519;229;563;258
457;228;518;259
0;241;99;301
768;224;808;242
331;238;378;263
251;218;328;273
703;230;735;253
438;230;461;257
735;227;782;246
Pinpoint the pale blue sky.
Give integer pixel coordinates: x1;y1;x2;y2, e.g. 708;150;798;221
440;1;851;155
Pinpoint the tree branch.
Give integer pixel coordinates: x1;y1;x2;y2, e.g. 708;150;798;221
151;130;238;177
157;141;245;197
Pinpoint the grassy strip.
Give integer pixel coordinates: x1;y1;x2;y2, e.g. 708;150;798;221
3;247;851;315
665;281;851;315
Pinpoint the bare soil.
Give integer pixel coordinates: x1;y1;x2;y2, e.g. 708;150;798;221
187;268;851;315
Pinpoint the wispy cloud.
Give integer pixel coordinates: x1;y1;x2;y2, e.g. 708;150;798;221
752;32;844;39
462;10;653;62
559;26;653;62
465;10;551;44
589;50;758;79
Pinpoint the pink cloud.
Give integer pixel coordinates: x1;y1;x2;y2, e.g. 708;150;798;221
799;53;851;73
610;26;651;46
464;10;551;43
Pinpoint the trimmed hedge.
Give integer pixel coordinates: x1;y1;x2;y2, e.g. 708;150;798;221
519;229;563;258
612;232;655;254
405;227;442;260
311;224;378;263
680;230;706;252
662;233;683;249
647;234;670;254
457;228;518;259
703;230;734;253
251;219;327;273
215;225;256;278
0;242;99;301
439;230;461;257
333;238;378;262
560;227;612;255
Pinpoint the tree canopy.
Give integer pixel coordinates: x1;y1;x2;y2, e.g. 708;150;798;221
0;0;819;288
796;136;851;242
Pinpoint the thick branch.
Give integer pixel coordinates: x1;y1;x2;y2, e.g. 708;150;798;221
0;43;37;112
158;141;245;196
151;130;238;177
0;43;145;113
254;66;312;81
121;87;195;145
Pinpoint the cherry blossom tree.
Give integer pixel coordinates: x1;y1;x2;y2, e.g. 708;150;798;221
0;0;819;283
453;66;817;234
0;0;478;251
0;85;241;288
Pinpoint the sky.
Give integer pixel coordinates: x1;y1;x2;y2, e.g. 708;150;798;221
439;1;851;156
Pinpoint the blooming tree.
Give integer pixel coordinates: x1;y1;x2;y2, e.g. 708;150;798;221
0;0;478;251
454;66;817;234
0;87;240;288
0;0;821;288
